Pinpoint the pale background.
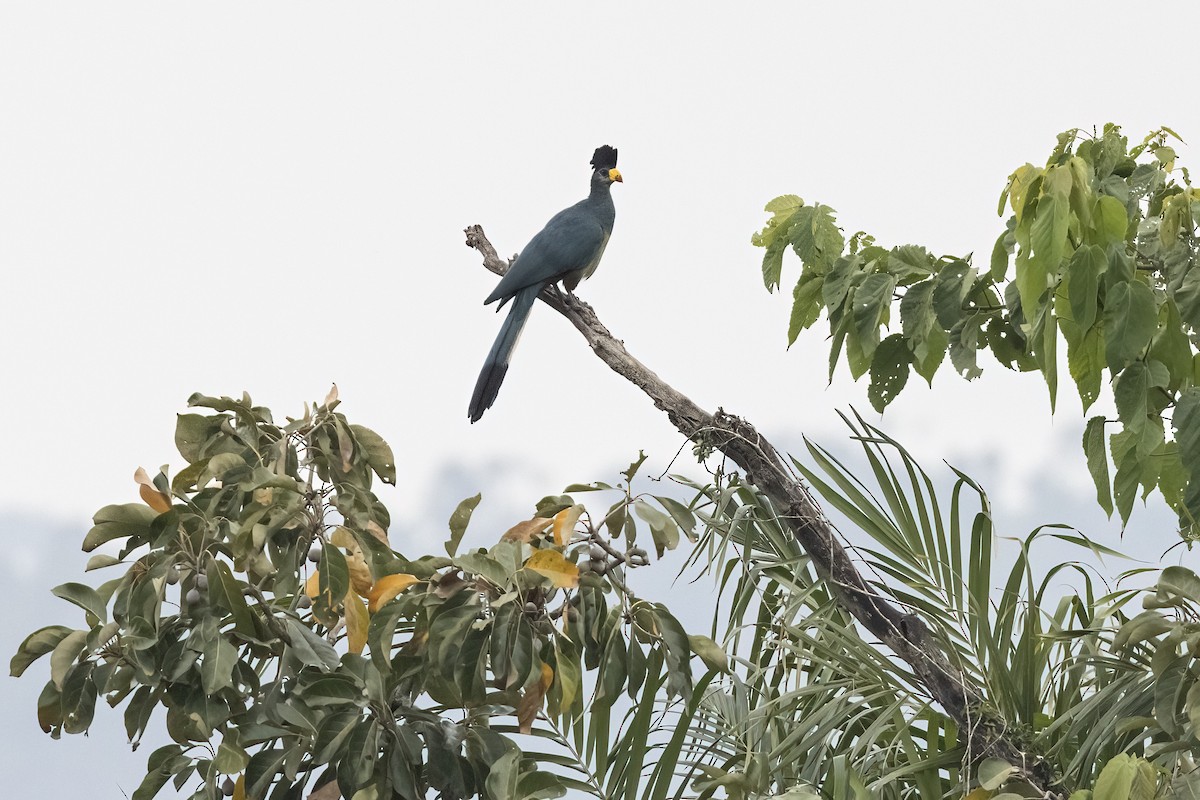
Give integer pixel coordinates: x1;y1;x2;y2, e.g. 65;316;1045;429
1;3;1195;797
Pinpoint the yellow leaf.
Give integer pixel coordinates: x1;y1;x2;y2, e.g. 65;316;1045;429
323;384;339;409
516;662;554;734
365;519;390;545
525;549;579;589
345;590;368;655
305;569;321;598
962;790;990;800
1007;163;1042;222
552;505;583;547
502;517;554;543
332;527;374;596
232;774;246;800
368;573;419;612
134;467;171;513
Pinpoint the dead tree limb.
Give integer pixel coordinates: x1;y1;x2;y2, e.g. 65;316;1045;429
464;224;1057;793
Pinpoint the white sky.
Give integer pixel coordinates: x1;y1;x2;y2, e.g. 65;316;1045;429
2;3;1197;797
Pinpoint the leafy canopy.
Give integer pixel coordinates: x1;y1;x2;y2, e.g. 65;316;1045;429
754;125;1200;537
10;390;706;800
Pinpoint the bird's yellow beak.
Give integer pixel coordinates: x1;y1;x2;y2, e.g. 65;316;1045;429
609;168;623;183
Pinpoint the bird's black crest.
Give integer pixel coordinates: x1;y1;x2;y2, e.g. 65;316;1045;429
590;145;618;171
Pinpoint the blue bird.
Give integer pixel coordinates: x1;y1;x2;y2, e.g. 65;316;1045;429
469;145;622;422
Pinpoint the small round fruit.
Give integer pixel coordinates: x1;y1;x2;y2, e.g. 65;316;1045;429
308;542;323;563
186;588;201;605
296;594;312;609
196;574;209;591
165;566;180;585
524;601;538;615
589;544;605;560
221;777;235;796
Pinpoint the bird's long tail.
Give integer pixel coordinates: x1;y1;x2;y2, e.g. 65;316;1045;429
469;285;538;423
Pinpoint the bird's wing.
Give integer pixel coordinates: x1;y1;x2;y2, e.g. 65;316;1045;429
484;208;606;304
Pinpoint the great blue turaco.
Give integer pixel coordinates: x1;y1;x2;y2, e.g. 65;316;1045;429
468;145;622;422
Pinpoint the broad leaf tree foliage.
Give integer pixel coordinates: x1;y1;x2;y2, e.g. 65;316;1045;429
754;125;1200;536
14;396;1200;800
10;390;708;800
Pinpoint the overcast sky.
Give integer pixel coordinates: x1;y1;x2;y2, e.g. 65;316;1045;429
2;3;1197;797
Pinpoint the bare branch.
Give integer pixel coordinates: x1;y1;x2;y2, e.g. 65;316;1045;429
464;224;1057;793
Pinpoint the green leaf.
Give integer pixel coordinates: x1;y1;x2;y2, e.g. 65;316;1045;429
687;634;728;674
245;746;287;800
1111;432;1141;525
653;496;697;541
82;504;156;552
174;413;224;463
851;272;895;362
634;500;680;558
899;280;937;340
789;203;844;271
213;741;250;774
1113;363;1149;426
761;236;788;292
1093;754;1138;800
347;424;395;486
1174;389;1200;523
913;324;948;384
313;709;360;763
1183;389;1200;461
990;222;1014;281
85;554;120;571
1113;609;1170;649
1083;417;1113;516
562;481;613;492
1019;190;1068;313
868;334;911;412
483;741;521;800
320;539;350;604
1104;281;1158;372
1169;769;1200;800
50;630;88;690
754;196;804;290
1064;320;1104;411
765;194;804;214
10;625;73;677
51;583;108;624
788;272;825;345
1065;244;1107;333
516;770;567;800
932;260;975;330
1150;299;1194;392
200;635;238;694
208;560;255;637
978;758;1017;791
284;617;340;671
1177;267;1200;331
132;744;187;800
948;315;984;381
1161;566;1200;604
446;493;481;557
822;255;861;312
455;551;510;587
887;244;934;277
1094;195;1129;244
623;451;648;482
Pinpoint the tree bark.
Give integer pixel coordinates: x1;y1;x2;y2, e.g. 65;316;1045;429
464;225;1057;794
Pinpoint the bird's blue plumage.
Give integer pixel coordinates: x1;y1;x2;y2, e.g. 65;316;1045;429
469;151;619;422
